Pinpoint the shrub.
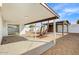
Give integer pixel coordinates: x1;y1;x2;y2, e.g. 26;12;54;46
77;20;79;24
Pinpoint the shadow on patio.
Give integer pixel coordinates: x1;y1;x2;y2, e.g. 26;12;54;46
1;36;28;45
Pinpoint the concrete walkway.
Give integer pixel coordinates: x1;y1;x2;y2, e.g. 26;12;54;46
42;33;79;55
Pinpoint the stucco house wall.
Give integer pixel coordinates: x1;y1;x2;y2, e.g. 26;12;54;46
2;21;8;36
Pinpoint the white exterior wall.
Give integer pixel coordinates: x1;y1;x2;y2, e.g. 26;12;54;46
2;21;8;36
69;24;79;33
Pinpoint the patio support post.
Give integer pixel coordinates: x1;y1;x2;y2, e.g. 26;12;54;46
53;19;56;45
40;22;42;36
34;23;36;40
67;24;68;33
62;22;64;36
47;20;49;32
0;16;3;45
19;24;25;35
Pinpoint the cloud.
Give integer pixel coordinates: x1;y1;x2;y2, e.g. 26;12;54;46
48;3;79;24
49;3;79;16
53;4;65;11
58;7;79;18
63;8;79;15
52;4;79;16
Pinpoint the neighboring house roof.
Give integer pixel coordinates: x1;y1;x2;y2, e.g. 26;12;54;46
56;20;70;25
1;3;59;24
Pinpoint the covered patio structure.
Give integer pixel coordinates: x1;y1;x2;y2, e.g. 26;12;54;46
44;20;70;35
1;3;59;44
0;3;60;55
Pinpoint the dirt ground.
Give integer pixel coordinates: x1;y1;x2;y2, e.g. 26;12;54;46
2;33;79;55
42;33;79;55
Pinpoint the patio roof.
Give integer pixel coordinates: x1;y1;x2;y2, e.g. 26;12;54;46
1;3;59;24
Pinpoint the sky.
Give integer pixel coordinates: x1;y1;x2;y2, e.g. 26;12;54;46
47;3;79;24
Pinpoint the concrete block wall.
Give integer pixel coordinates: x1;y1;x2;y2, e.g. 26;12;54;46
69;24;79;33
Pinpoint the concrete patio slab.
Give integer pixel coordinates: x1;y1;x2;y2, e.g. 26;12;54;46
0;33;67;55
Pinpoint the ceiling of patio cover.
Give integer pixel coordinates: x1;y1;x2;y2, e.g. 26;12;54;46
1;3;59;24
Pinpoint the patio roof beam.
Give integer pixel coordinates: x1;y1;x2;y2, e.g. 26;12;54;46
25;16;58;25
